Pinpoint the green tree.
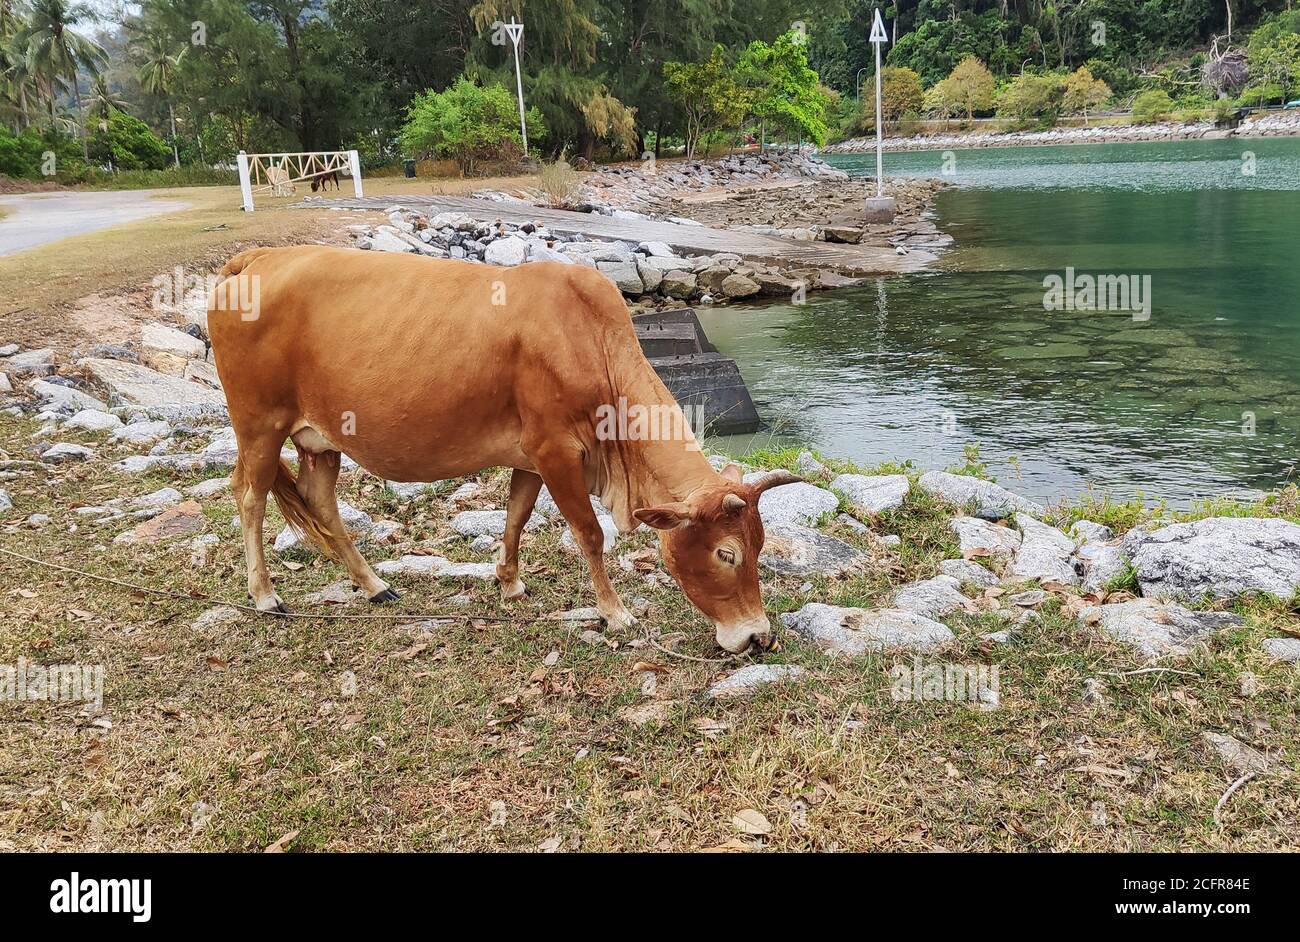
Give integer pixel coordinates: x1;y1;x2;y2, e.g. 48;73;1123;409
87;107;170;169
946;55;995;120
1131;89;1174;123
132;31;183;168
996;72;1065;126
738;31;829;148
400;75;545;175
13;0;106;142
880;65;923;121
1062;66;1111;124
663;45;749;158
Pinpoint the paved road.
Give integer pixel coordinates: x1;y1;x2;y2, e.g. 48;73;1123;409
0;189;193;257
299;194;936;274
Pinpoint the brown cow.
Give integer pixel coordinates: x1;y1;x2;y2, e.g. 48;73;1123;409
207;245;799;652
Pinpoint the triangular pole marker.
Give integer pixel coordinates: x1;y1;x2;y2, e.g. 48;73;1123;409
869;9;888;43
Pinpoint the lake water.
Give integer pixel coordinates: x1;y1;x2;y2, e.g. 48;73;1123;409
699;138;1300;506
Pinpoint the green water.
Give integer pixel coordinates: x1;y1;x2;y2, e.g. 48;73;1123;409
699;138;1300;505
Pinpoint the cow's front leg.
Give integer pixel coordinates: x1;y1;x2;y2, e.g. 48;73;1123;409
497;468;543;600
534;452;635;632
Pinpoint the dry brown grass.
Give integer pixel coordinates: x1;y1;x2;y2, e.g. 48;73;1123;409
1;418;1297;852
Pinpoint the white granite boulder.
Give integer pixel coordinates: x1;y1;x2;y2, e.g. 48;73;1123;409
1122;517;1300;602
780;603;954;657
830;473;909;514
918;470;1043;520
1078;598;1243;659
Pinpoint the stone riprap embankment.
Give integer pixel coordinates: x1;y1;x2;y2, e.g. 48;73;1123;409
5;335;1300;700
352;207;813;307
822;111;1300;154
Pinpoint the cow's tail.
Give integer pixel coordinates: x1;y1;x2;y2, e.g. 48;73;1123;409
270;459;340;558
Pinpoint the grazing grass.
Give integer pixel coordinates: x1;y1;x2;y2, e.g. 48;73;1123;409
0;172;540;352
2;415;1297;852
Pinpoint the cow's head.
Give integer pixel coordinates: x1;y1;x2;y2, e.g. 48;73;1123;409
634;464;801;653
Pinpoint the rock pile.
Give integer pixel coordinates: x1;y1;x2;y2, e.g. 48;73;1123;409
353;207;806;304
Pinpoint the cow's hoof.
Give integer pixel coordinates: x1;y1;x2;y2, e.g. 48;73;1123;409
369;587;402;604
500;578;527;601
601;607;638;632
251;594;289;616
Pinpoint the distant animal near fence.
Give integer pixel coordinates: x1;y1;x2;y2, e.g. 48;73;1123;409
236;150;362;212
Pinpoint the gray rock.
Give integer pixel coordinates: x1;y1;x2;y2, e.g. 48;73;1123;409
111;420;173;446
637;240;674;257
183;359;222;390
719;273;760;299
363;228;415;253
1261;637;1300;662
892;575;971;619
781;603;954;656
4;348;55;376
0;344;18;356
760;522;866;577
82;358;226;417
795;451;826;476
303;580;360;605
141;322;205;362
634;259;663;293
41;442;94;463
484;236;528;266
192;606;241;631
596;260;645;295
1009;513;1080;586
830;473;909;514
186;478;229;499
374;555;497;580
1202;732;1275;774
0;488;11;512
918;470;1043;520
1078;542;1131;594
451;509;508;538
660;270;697;299
386;480;441;500
132;487;182;509
707;664;807;699
1079;598;1242;659
950;516;1021;560
1123;517;1300;602
63;409;123;432
561;515;619;554
638;255;693;273
29;380;108;412
1070;520;1114;544
741;471;837;526
938;558;999;588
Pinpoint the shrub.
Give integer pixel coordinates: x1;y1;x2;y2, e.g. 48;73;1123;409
1131;90;1174;123
538;155;582;208
996;72;1065;126
88;111;172;171
401;76;546;176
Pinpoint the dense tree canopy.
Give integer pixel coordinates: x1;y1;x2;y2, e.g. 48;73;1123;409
1;0;1298;181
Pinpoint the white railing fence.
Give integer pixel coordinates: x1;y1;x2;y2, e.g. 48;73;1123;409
235;150;363;212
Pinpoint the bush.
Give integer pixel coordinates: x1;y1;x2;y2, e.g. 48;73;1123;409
401;76;546;176
538;155;582;208
88;111;171;171
1131;90;1174;123
996;72;1065;126
0;128;83;180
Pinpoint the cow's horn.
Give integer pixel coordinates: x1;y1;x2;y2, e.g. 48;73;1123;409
753;470;802;493
722;493;747;513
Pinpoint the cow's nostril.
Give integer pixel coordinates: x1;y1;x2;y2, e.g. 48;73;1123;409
752;632;777;653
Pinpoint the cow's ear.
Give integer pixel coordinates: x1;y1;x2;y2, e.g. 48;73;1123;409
719;462;744;484
633;502;692;530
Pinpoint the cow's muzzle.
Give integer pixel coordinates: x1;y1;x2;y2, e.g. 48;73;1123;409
716;618;777;654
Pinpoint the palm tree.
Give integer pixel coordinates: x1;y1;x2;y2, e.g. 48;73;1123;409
134;32;182;168
13;0;106;149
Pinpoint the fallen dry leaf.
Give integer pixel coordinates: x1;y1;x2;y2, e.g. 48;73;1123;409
264;830;300;853
731;809;772;836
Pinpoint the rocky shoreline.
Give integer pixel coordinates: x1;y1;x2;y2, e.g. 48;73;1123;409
823;110;1300;154
342;151;949;309
4;336;1300;689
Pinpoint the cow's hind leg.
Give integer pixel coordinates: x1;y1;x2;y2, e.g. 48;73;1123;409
232;434;288;615
293;447;397;602
497;469;543;600
533;450;635;631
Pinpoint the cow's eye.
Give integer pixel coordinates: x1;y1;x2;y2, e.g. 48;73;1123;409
716;547;737;565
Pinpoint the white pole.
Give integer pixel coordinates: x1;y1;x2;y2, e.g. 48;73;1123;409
349;149;363;198
874;38;883;197
507;19;528;156
236;150;254;213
